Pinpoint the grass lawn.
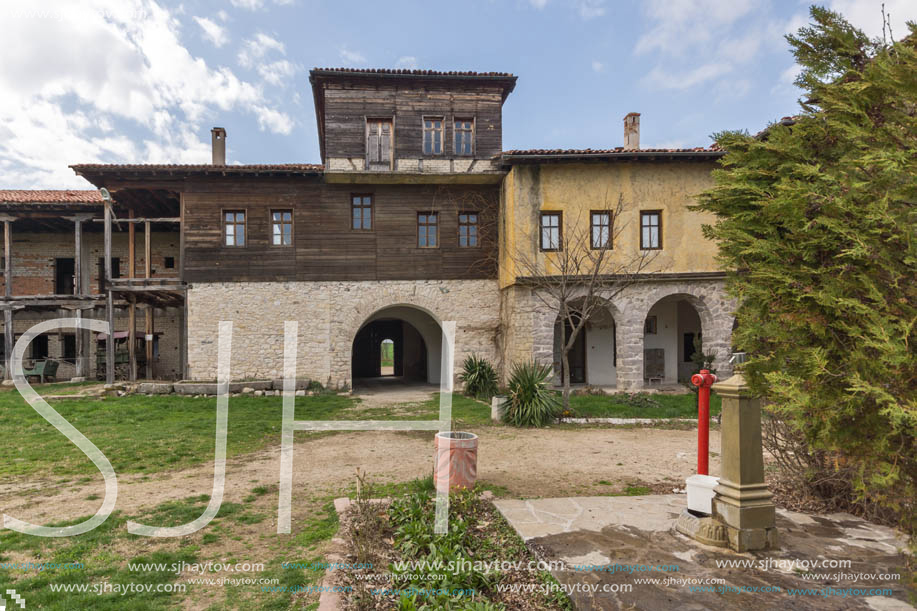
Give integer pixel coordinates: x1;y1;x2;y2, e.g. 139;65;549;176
0;387;492;480
566;391;721;419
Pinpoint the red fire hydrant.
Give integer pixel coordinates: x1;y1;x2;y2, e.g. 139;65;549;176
690;369;717;475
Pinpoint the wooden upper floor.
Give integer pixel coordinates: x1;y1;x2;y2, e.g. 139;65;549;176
310;69;516;178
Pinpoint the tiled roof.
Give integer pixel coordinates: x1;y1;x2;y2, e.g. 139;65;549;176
503;146;722;156
0;190;102;204
71;163;323;174
311;68;515;78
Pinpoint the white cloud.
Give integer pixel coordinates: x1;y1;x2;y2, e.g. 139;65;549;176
635;0;757;56
0;0;292;187
576;0;605;19
193;16;228;47
258;59;297;86
642;62;732;91
238;32;285;68
339;46;367;66
396;56;418;69
529;0;548;8
230;0;264;9
826;0;917;39
591;60;604;72
217;10;229;21
254;105;293;135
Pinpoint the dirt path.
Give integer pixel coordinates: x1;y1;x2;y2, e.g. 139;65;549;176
0;426;718;525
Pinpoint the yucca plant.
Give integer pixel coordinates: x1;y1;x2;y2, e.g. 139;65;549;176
459;354;498;401
504;361;562;427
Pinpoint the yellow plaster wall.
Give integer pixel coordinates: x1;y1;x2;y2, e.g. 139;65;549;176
499;161;722;288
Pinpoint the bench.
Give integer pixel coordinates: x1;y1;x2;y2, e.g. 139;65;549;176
23;359;59;384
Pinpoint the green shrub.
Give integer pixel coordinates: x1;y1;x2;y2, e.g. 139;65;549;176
459;355;499;402
503;362;561;427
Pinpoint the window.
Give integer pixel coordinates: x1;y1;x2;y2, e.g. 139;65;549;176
458;212;479;247
164;256;175;269
31;334;49;360
423;117;444;155
590;211;612;249
272;210;293;246
640;211;662;250
63;334;76;364
366;119;393;167
224;211;246;246
454;118;473;155
417;212;438;247
96;257;120;293
540;212;561;251
352;195;373;230
55;258;75;295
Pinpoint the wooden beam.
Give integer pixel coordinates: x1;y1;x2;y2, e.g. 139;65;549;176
3;220;11;381
145;220;152;379
90;217;180;224
74;216;85;378
104;199;114;384
128;209;136;381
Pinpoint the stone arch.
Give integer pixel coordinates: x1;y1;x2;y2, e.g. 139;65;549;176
550;296;622;387
610;279;735;390
332;285;452;388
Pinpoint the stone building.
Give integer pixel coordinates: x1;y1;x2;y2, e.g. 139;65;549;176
1;69;732;389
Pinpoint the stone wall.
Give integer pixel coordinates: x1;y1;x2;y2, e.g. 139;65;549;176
186;279;501;387
501;277;735;389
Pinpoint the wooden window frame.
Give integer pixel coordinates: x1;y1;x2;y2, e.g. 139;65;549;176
640;210;662;250
422;116;445;156
270;209;294;247
416;211;439;248
453;117;475;156
644;315;658;335
458;211;480;248
590;209;613;250
539;211;562;252
364;117;394;170
222;209;247;247
351;194;374;232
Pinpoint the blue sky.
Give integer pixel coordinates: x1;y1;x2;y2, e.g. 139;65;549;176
1;0;914;187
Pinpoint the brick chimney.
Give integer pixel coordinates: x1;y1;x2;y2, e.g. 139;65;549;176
211;127;226;165
623;113;640;150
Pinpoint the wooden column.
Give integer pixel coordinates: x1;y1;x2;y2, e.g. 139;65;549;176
104;200;114;384
144;221;153;379
74;217;84;378
128;210;136;381
3;219;12;381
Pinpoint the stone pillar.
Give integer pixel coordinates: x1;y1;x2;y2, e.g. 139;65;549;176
614;313;644;390
711;370;778;551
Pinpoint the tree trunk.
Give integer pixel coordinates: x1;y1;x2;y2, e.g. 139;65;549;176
562;350;571;412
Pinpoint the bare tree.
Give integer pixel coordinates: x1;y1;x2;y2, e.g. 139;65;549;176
508;194;659;411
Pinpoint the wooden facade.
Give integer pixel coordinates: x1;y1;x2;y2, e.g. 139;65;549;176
310;70;516;164
181;179;498;282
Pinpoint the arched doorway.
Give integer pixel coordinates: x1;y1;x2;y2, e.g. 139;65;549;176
642;294;704;386
351;305;442;386
552;302;617;387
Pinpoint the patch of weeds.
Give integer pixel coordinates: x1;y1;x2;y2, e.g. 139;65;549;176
201;533;220;545
596;480;612;486
86;493;101;501
234;512;266;525
294;501;338;549
625;485;652;496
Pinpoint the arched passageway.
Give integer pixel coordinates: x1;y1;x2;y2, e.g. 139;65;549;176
642;294;703;386
551;301;618;387
351;305;442;386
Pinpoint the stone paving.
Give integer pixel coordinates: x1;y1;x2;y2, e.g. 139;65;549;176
494;495;914;610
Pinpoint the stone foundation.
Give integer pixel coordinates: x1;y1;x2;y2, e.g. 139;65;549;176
187;279;501;387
